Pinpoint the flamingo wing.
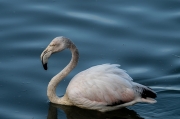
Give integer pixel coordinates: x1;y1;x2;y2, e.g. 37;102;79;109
66;64;136;110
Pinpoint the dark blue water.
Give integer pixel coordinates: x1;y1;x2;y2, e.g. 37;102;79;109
1;0;180;118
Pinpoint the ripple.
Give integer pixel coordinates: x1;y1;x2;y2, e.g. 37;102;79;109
67;11;118;25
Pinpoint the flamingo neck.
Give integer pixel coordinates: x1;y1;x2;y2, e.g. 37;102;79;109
47;41;79;105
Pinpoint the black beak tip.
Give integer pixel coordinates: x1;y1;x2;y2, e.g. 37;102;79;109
43;63;48;70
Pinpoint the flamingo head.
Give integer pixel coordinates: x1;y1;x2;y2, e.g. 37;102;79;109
40;36;70;70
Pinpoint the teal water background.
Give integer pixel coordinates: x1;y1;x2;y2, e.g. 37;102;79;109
1;0;180;119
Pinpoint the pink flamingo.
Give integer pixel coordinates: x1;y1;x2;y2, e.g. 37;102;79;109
40;36;157;112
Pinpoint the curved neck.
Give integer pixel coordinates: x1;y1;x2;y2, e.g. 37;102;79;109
47;42;79;104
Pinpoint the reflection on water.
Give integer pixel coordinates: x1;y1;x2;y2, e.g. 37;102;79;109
47;103;144;119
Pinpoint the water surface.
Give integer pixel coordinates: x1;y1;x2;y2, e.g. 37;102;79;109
1;0;180;118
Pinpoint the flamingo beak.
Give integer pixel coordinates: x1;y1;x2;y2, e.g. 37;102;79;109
40;49;52;70
42;62;48;70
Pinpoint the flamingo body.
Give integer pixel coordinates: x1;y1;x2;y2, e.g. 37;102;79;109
66;64;155;111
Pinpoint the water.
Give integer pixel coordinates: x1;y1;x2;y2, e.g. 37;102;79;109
1;0;180;118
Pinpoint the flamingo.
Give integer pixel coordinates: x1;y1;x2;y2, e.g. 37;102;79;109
40;36;157;112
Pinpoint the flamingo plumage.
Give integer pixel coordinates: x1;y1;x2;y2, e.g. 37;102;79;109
40;36;157;112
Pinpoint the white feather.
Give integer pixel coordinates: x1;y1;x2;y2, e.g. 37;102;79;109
66;64;143;111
